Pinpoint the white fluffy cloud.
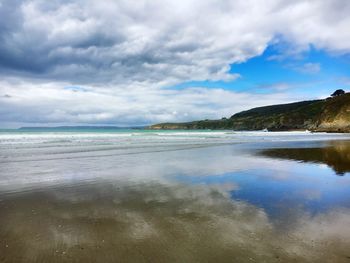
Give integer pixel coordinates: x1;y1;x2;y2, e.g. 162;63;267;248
0;0;349;126
0;79;300;126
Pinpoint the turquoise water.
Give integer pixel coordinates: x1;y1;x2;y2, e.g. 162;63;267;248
1;127;145;133
1;127;212;133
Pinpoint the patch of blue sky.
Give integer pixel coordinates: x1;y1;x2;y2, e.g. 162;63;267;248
171;44;350;98
64;86;88;92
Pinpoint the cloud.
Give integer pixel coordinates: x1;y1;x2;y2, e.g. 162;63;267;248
0;0;349;125
0;0;267;85
0;0;349;85
254;82;292;92
0;78;301;127
289;62;321;74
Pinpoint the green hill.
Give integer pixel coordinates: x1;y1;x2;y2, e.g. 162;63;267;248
150;93;350;132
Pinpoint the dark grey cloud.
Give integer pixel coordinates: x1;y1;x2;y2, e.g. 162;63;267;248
0;0;264;84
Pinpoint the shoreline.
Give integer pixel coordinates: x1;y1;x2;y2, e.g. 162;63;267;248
146;127;350;133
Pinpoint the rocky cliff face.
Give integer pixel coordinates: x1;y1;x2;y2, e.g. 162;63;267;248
150;94;350;132
316;94;350;132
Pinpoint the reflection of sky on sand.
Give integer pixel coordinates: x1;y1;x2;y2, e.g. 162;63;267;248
174;163;350;217
2;136;350;262
0;144;283;194
1;181;350;262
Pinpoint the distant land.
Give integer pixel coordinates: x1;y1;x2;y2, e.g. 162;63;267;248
150;93;350;133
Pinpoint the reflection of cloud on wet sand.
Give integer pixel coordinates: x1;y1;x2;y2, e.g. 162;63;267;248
0;144;288;194
1;182;350;262
297;189;322;201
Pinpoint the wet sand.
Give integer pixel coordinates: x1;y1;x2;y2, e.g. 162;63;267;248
1;132;350;262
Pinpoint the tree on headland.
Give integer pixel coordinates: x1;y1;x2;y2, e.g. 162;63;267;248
331;89;345;97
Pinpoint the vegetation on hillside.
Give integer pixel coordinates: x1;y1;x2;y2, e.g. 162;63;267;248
150;92;350;132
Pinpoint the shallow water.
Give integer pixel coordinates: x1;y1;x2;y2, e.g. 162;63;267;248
1;131;350;262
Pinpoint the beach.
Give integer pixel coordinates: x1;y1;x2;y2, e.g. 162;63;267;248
1;130;350;262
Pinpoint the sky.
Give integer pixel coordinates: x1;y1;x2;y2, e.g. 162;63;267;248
0;0;350;128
